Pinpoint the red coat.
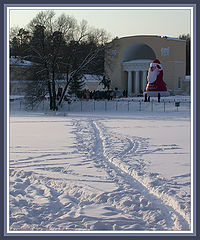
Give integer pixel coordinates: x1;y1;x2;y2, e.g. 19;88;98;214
146;69;167;92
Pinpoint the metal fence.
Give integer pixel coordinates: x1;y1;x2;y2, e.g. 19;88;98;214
10;98;191;113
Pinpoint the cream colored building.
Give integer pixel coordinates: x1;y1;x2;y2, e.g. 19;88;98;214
105;35;188;96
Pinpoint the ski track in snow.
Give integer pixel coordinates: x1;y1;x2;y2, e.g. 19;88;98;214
73;119;190;230
93;120;190;227
9;116;191;231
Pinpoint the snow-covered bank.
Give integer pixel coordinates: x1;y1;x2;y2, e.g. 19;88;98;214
9;110;191;232
9;95;191;113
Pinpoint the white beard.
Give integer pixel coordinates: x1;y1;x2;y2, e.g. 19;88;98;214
147;68;159;83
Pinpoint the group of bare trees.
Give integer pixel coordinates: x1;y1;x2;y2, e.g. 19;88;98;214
10;11;111;110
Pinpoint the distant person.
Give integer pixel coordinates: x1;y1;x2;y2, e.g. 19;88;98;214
158;92;161;102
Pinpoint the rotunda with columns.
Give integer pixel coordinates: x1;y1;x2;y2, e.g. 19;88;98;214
105;35;187;96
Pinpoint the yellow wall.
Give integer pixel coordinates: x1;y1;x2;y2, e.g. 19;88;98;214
105;35;186;93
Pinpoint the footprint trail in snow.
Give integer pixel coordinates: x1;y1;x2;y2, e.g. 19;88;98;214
9;115;191;231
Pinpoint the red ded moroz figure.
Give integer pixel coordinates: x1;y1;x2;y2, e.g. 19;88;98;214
146;59;167;92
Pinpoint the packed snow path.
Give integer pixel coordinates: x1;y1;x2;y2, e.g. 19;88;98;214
9;112;191;231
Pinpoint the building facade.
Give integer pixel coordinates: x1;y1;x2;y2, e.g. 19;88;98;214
10;57;103;96
10;57;34;95
105;35;189;96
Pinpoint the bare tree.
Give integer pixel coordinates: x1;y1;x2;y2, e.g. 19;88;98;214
10;10;111;110
58;44;105;105
28;10;56;34
24;64;49;110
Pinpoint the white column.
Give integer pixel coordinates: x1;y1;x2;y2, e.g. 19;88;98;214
142;70;147;91
128;71;132;96
134;71;139;94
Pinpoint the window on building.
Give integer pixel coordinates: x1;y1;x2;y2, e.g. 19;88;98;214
109;49;117;58
161;47;170;56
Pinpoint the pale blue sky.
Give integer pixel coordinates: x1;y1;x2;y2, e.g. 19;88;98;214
9;8;191;39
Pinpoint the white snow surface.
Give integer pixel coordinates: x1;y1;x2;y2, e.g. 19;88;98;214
10;57;33;66
82;74;103;82
9;110;191;232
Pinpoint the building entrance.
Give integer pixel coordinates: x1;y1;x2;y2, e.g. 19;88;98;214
121;43;156;96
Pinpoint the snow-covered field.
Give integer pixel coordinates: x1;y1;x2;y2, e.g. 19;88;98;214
9;102;192;232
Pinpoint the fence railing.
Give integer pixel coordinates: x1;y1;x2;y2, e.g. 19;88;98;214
10;98;191;113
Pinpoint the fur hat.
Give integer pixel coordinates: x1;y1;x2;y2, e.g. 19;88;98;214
152;59;161;64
